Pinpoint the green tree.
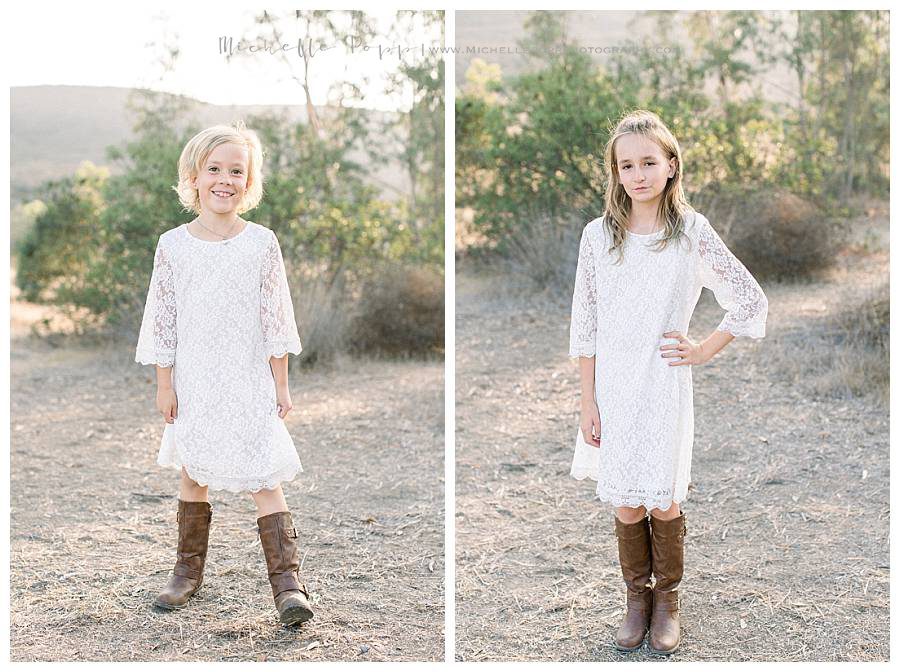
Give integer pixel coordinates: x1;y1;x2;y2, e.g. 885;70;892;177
15;162;108;309
456;12;625;244
797;11;888;199
229;10;378;133
376;10;445;267
456;9;888;254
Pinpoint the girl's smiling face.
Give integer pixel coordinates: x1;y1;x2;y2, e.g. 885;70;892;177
614;133;676;205
191;142;251;215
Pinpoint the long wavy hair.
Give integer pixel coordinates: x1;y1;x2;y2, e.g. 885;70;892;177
602;110;693;264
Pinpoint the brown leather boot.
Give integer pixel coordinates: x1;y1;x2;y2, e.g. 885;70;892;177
648;511;686;655
154;499;212;610
257;511;314;626
613;515;653;651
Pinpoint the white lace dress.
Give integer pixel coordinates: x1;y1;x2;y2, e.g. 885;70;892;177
135;221;304;493
568;211;768;511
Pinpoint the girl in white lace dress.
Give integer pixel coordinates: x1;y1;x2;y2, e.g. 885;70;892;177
568;110;768;655
135;122;313;626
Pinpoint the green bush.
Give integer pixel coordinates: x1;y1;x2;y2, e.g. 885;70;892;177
14;95;444;360
14;162;108;306
456;10;888;268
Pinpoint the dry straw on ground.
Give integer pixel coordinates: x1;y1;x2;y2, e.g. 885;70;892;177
10;318;445;661
454;202;888;661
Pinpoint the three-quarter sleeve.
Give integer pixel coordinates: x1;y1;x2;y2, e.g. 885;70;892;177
260;231;302;359
135;238;178;367
569;225;599;358
695;213;768;339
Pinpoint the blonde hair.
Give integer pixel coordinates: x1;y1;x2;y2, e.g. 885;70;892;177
602;109;692;264
174;120;264;215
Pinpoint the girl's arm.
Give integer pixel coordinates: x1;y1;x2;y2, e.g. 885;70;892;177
155;365;177;423
577;355;601;446
578;356;596;402
570;224;602;446
156;365;174;389
699;329;735;363
135;238;178;369
569;224;598;360
269;354;288;387
260;231;303;361
664;214;767;366
260;231;302;420
133;238;179;424
694;213;768;342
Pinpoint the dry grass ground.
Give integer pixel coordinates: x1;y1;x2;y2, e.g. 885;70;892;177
10;298;444;661
454;207;888;661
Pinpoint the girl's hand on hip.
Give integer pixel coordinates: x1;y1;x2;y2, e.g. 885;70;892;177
580;398;602;447
156;387;178;424
661;330;707;366
275;384;293;419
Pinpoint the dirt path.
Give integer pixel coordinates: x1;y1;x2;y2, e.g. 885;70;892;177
455;241;889;661
10;313;444;661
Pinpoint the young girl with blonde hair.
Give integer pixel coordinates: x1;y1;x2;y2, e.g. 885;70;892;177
568;110;768;654
135;121;313;625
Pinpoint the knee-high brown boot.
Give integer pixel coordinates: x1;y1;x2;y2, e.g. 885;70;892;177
613;515;653;651
648;511;686;655
154;499;212;610
257;511;314;626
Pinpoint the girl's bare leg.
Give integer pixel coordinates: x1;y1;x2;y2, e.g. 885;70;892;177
251;484;289;517
179;466;209;502
615;505;648;523
650;501;682;520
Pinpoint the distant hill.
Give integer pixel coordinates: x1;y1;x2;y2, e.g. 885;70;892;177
10;85;411;204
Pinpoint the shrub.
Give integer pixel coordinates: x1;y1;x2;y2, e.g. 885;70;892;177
770;280;889;407
291;266;354;365
493;209;583;295
349;264;444;357
828;282;889;402
692;183;847;282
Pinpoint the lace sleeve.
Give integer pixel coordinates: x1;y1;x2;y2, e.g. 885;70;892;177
260;231;302;359
695;213;769;339
569;225;598;359
134;238;177;367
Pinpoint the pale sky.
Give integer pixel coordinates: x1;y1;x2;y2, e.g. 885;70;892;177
7;6;442;111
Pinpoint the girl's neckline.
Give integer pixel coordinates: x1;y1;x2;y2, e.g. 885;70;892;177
600;216;665;238
626;226;665;237
183;219;253;244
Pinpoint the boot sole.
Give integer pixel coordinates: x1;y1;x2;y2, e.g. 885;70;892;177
280;604;314;626
614;640;645;652
647;641;680;655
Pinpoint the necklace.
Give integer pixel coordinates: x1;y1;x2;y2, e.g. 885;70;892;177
193;215;241;241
